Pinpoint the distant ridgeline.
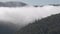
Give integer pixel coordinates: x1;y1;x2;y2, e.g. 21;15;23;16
0;1;60;7
34;4;60;7
0;1;27;7
49;4;60;6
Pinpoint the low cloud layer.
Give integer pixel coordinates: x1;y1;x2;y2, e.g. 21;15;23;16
0;5;60;29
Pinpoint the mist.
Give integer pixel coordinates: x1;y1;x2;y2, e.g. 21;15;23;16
0;5;60;30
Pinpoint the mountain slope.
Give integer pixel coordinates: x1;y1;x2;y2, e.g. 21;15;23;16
16;13;60;34
0;1;27;7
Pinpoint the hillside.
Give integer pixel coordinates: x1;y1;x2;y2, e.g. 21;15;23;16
0;1;27;7
16;13;60;34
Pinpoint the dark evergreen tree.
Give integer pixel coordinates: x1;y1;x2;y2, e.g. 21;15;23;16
16;13;60;34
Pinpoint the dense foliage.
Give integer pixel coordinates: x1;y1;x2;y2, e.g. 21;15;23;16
16;13;60;34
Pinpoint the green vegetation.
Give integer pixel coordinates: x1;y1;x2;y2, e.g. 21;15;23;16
16;13;60;34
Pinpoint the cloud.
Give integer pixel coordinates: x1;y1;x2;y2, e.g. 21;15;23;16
0;5;60;29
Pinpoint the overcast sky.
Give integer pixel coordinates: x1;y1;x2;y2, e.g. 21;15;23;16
0;0;60;5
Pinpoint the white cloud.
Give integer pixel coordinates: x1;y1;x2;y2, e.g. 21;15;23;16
0;6;60;29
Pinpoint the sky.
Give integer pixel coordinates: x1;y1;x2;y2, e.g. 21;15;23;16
0;0;60;5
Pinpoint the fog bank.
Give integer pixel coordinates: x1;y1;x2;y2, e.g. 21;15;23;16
0;6;60;28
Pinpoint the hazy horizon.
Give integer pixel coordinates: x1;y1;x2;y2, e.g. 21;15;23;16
0;0;59;5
